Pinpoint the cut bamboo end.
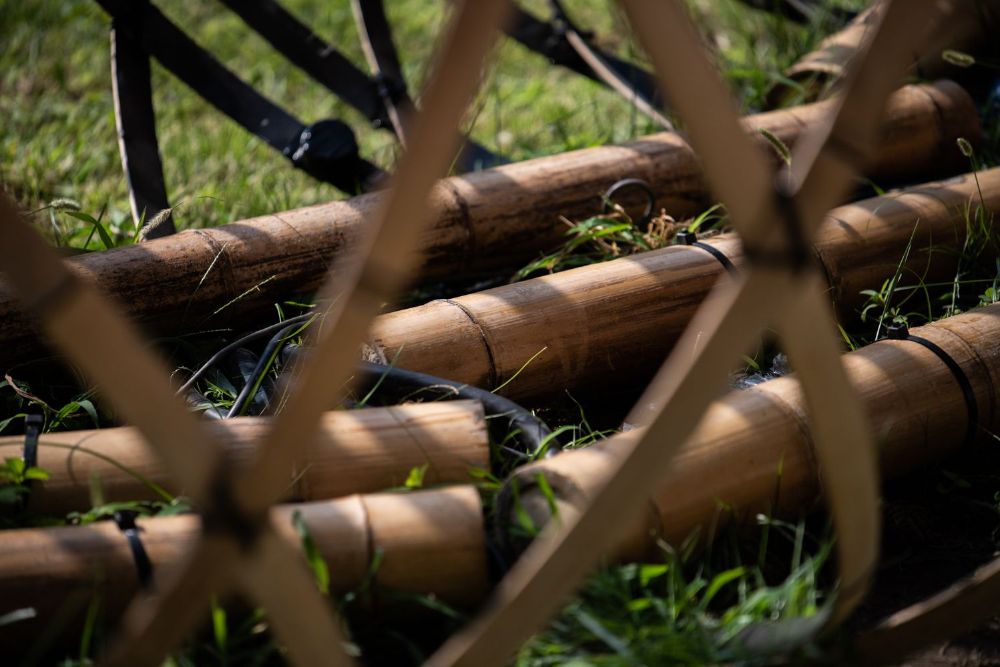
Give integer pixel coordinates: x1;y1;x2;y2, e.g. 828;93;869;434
0;83;979;366
4;401;488;516
498;302;1000;561
0;485;488;647
372;168;998;401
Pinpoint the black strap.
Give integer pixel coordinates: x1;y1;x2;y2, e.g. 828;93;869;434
112;510;155;590
21;414;42;471
506;5;661;106
110;20;175;237
886;323;979;448
351;0;503;171
675;231;738;274
97;0;385;195
201;470;265;551
220;0;387;126
352;0;412;135
742;182;813;271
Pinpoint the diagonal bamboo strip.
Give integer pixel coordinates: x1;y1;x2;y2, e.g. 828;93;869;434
0;82;977;368
429;270;793;665
0;136;351;667
101;2;513;664
232;0;510;518
773;278;878;620
0;197;219;504
428;1;948;662
502;302;1000;559
1;401;488;515
370;168;994;400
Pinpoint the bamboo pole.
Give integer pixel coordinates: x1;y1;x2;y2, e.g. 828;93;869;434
4;304;1000;647
776;2;999;104
2;401;487;516
499;302;1000;562
0;82;978;366
369;168;997;400
0;486;488;648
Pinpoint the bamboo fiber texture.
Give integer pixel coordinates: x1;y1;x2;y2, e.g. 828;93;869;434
370;168;995;400
500;302;1000;564
2;401;487;516
0;82;977;367
0;485;488;649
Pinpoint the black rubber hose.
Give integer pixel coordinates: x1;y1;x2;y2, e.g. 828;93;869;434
353;361;559;459
198;317;560;460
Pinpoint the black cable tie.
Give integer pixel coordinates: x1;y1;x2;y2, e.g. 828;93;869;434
201;470;265;551
676;230;737;274
22;414;42;471
743;181;812;272
112;509;155;589
885;323;979;448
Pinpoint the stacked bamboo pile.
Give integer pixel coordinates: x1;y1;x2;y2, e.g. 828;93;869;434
0;485;488;647
0;401;488;516
4;302;999;643
370;168;998;400
0;82;978;366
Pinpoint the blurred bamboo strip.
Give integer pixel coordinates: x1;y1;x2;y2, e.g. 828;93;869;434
2;401;488;516
0;485;488;647
500;303;1000;562
0;82;978;366
370;168;997;400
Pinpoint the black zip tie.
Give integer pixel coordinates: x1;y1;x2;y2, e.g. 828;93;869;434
22;414;42;471
602;177;656;228
112;509;155;590
886;323;979;448
675;230;738;274
201;469;266;551
743;181;813;271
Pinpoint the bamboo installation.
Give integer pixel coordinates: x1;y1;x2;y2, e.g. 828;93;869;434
0;82;978;367
1;401;488;516
500;303;1000;562
369;168;997;400
0;485;489;649
4;302;999;646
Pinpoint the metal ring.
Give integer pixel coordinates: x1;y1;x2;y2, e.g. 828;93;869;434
601;177;656;227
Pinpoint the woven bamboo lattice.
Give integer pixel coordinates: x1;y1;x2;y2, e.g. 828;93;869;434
1;0;994;664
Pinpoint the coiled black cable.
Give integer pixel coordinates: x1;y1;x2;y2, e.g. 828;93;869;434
183;316;560;464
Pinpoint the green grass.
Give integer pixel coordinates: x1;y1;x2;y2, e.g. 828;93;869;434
7;1;996;665
0;0;845;241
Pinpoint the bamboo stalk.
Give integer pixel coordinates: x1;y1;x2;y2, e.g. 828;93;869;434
370;168;997;400
4;304;1000;647
777;2;999;103
0;83;978;366
499;302;1000;562
2;401;487;516
0;486;488;647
